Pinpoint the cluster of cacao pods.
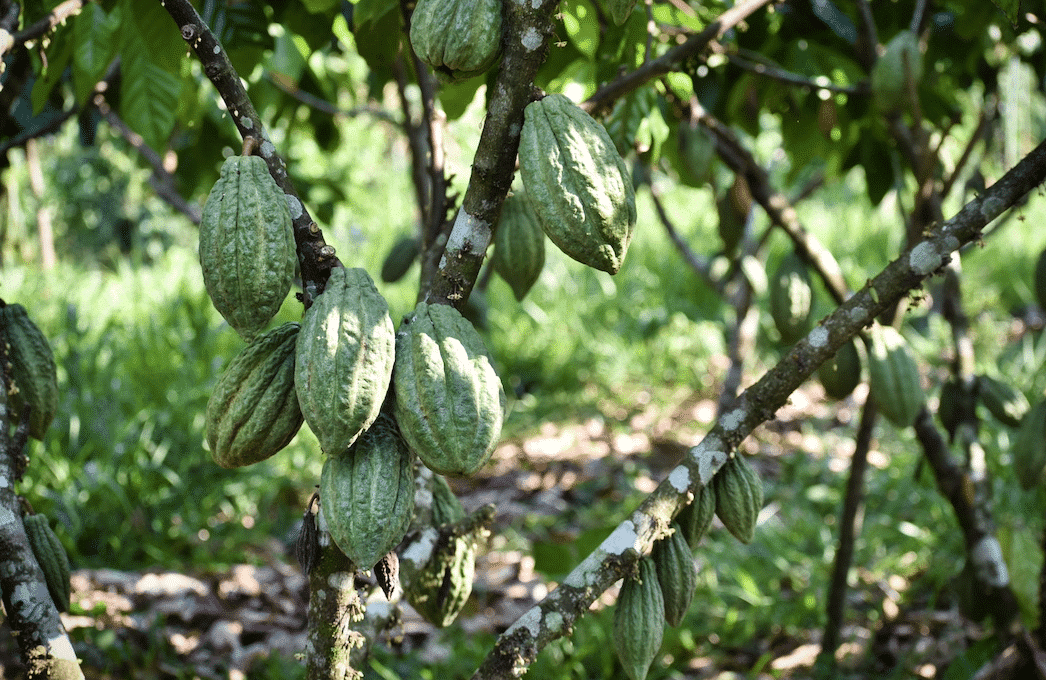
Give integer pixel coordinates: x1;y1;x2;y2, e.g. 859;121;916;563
0;301;58;440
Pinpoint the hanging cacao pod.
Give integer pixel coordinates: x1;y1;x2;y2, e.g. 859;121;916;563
871;30;922;113
393;302;505;476
409;0;503;82
198;155;295;341
381;235;421;284
24;514;71;612
206;323;303;468
652;524;696;627
431;473;466;526
677;120;715;186
320;415;416;569
492;192;546;301
295;267;396;456
519;94;637;275
866;325;924;428
817;338;862;401
769;252;815;344
937;377;964;440
713;454;763;544
402;529;476;627
613;558;664;680
977;374;1030;429
676;483;715;549
1013;400;1046;490
0;303;58;440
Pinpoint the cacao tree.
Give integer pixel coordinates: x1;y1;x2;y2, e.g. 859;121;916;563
1;0;1045;678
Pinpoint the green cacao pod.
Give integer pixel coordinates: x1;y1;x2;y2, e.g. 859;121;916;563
402;530;476;627
652;524;696;627
1012;400;1046;490
713;454;763;544
871;30;922;113
206;323;303;468
0;303;58;440
408;0;503;82
295;267;396;455
978;374;1030;429
381;235;421;284
677;121;715;186
937;377;964;439
431;473;466;526
492;192;546;301
199;155;295;341
613;558;664;680
1034;247;1046;312
320;415;416;569
24;514;71;612
817;339;862;401
867;325;924;428
393;302;505;476
769;252;815;344
519;94;637;275
676;483;715;549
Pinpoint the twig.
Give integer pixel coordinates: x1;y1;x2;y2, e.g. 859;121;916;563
854;0;878;70
1;0;84;58
0;107;77;154
726;52;862;95
941;101;994;200
645;170;721;293
265;71;401;128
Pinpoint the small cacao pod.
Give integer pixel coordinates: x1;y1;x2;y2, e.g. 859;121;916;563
393;302;505;476
206;322;303;468
1012;400;1046;490
937;377;965;440
320;415;416;569
1034;247;1046;311
408;0;503;82
0;303;58;440
871;30;922;113
519;94;637;275
199;155;295;341
978;374;1030;429
652;524;696;627
817;338;862;401
381;235;421;284
677;121;715;186
613;558;664;680
492;192;546;301
866;325;924;428
295;267;396;455
402;529;476;627
676;483;715;549
769;252;815;344
431;473;466;526
713;454;763;544
24;514;71;612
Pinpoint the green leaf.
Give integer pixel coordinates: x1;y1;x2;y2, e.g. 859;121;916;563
72;4;119;105
123;0;184;75
561;0;599;60
438;77;485;121
22;0;63;28
990;0;1020;26
120;51;182;152
30;24;73;114
605;88;657;158
810;0;857;44
301;0;339;12
997;524;1043;627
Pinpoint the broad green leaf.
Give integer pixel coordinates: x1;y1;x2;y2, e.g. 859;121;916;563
605;87;658;157
561;0;599;60
30;24;73;114
990;0;1020;26
123;0;184;74
72;4;119;105
302;0;339;12
353;0;399;28
997;525;1043;627
120;51;182;152
438;77;485;121
810;0;857;44
22;0;63;28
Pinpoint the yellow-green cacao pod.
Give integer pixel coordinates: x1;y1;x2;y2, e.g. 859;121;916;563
492;192;546;301
321;415;416;569
402;530;476;627
978;374;1030;429
1013;400;1046;490
871;30;922;113
295;267;396;455
393;302;505;476
676;483;715;549
818;339;862;401
409;0;503;82
24;514;71;612
769;253;815;344
867;325;924;428
206;323;303;468
381;235;421;284
613;558;664;680
519;94;637;275
713;454;763;544
431;474;466;526
652;524;696;627
0;303;57;440
1034;247;1046;311
199;155;295;341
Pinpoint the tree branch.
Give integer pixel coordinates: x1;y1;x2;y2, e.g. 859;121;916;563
727;52;863;95
1;0;84;59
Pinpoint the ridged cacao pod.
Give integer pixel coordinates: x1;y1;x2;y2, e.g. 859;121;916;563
0;303;58;440
676;483;715;549
713;454;763;544
199;155;295;341
1034;247;1046;311
652;524;696;627
519;94;637;275
295;267;396;455
320;415;416;569
818;339;862;401
867;325;924;428
393;302;505;476
402;530;476;627
1013;400;1046;490
978;374;1030;429
409;0;503;82
769;252;815;344
613;558;664;680
24;514;71;612
492;192;546;301
206;323;303;468
381;235;421;283
431;473;466;526
871;30;922;113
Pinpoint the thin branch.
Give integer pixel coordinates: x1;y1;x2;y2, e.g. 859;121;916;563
941;101;994;200
0;107;76;154
726;53;862;95
3;0;84;54
645;171;721;293
265;71;401;128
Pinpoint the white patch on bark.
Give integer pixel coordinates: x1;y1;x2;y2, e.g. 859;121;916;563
908;241;942;275
808;326;829;348
521;27;542;51
445;209;492;256
327;571;354;589
847;306;866;322
0;506;15;526
721;408;745;432
942;235;960;253
240;116;253;129
285;195;303;219
602;520;639;556
562;550;606;588
971;536;1010;587
545;611;564;633
260;140;276;158
691;442;727;485
505;605;542;638
667;465;690;492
